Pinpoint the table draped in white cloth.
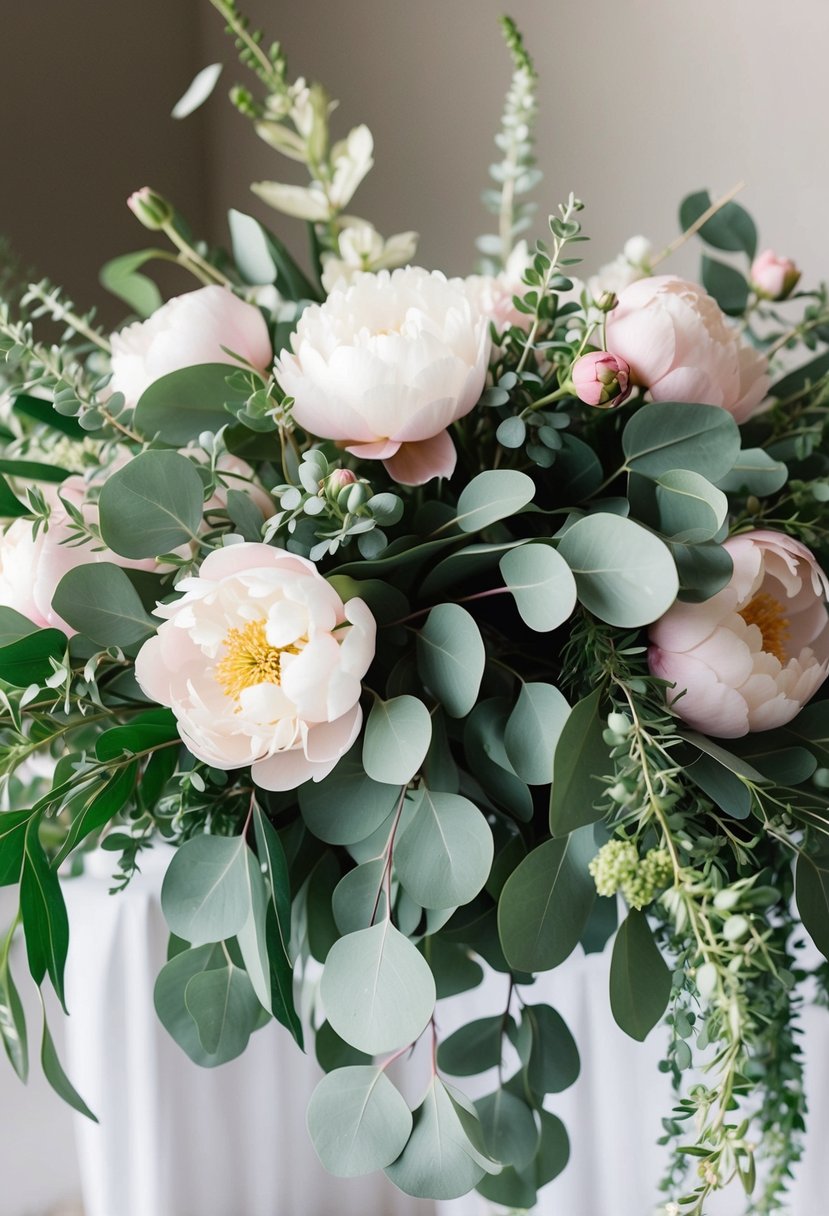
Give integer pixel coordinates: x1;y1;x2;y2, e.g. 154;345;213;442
62;850;829;1216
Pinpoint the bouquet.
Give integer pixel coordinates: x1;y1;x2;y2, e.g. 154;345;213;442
2;3;829;1212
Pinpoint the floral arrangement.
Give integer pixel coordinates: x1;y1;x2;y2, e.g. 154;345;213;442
1;4;829;1213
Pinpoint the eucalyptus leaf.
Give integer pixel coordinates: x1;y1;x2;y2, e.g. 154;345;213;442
557;514;678;627
307;1066;413;1177
362;696;432;785
52;564;156;647
416;604;485;718
701;255;749;316
133;363;251;445
184;961;261;1057
610;909;672;1041
320;921;436;1054
160;834;253;946
438;1015;508;1077
499;543;577;632
454;470;535;533
332;859;387;935
716;449;788;497
299;745;400;845
796;848;829;961
622;401;740;481
98;450;203;558
523;1003;580;1094
476;1089;540;1168
385;1078;499;1199
498;827;597;972
394;788;494;909
549;688;613;835
154;943;253;1066
679;190;757;259
504;682;570;786
99;249;163;317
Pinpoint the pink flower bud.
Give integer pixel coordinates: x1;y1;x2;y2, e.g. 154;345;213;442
571;351;631;409
326;468;358;493
750;249;801;301
127;187;173;231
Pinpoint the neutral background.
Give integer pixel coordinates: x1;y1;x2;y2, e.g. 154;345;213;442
0;2;827;1213
2;1;828;323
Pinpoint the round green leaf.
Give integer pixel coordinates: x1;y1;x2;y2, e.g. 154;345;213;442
385;1078;499;1199
524;1004;580;1094
299;745;400;845
307;1065;413;1177
498;828;597;973
679;190;757;259
154;944;252;1066
701;255;749;316
622;400;740;482
98;450;203;558
184;962;260;1057
332;859;387;935
499;544;577;632
505;682;570;786
476;1089;540;1168
716;448;789;497
394;788;494;909
609;909;672;1041
160;834;253;946
454;470;535;533
362;696;432;785
134;363;251;445
437;1015;508;1077
557;514;679;627
52;563;156;647
416;604;485;718
320;921;436;1054
654;469;728;543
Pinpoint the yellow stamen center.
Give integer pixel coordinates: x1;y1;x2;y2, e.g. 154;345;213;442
739;591;790;663
215;618;303;701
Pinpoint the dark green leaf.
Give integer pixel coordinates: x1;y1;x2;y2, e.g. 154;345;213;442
610;909;671;1041
0;945;28;1080
11;393;85;439
134;363;252;445
20;819;69;1007
701;255;749;316
549;688;612;835
0;629;66;687
679;189;757;259
438;1016;508;1077
52;563;156;647
98;450;203;558
40;997;97;1120
796;846;829;960
524;1003;580;1094
498;827;597;972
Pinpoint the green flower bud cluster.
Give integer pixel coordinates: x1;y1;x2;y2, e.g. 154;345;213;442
589;840;673;910
265;448;403;561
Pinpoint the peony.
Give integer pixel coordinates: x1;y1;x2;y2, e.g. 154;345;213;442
109;285;272;408
751;249;801;302
0;451;270;634
464;241;534;334
649;529;829;737
134;543;376;790
571;350;631;408
275;267;490;485
605;275;769;423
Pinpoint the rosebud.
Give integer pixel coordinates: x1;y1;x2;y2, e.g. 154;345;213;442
571;350;631;409
750;249;801;301
127;187;173;231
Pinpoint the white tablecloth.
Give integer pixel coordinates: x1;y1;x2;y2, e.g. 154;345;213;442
62;851;829;1216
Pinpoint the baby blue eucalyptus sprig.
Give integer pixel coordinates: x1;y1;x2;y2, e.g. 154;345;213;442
264;449;403;562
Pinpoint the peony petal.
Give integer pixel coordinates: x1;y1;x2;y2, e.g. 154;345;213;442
383;430;457;485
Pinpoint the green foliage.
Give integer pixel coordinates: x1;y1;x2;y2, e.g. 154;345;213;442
53;564;156;647
98;450;204;558
307;1066;412;1177
394;787;494;908
609;909;672;1040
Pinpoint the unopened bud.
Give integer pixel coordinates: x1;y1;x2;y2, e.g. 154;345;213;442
596;290;618;313
571;350;631;409
127;187;173;230
751;249;801;301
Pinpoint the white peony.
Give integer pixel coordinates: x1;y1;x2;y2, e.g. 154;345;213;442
109;285;272;408
275;267;490;485
134;543;376;791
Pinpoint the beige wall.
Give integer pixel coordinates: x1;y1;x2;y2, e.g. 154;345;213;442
1;1;828;314
200;0;829;284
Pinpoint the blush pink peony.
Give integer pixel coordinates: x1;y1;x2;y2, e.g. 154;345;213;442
109;285;272;408
571;351;631;408
605;275;769;423
134;542;376;790
275;267;490;486
649;530;829;737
